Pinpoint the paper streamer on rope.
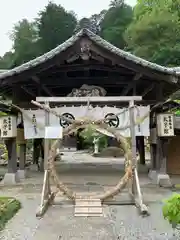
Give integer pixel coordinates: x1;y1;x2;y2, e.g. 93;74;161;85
23;110;45;139
22;105;150;139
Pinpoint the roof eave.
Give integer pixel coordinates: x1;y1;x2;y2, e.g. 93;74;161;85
0;28;179;81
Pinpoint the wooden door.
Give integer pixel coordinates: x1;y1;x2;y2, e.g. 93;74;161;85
167;136;180;175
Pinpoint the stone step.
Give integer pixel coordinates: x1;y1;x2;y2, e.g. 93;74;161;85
74;197;103;217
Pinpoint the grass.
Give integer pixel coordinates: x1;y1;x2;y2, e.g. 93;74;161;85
0;197;21;230
174;184;180;189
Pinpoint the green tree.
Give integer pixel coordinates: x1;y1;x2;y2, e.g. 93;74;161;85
37;2;77;53
0;52;15;69
89;10;107;31
100;3;133;48
125;0;180;66
80;126;108;151
75;18;93;33
110;0;124;7
75;10;107;34
10;19;39;66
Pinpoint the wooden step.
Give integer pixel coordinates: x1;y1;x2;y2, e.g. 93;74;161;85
74;198;103;217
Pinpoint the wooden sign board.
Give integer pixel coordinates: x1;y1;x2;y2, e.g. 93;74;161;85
157;114;174;137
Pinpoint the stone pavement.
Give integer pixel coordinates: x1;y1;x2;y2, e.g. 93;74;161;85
0;150;179;239
0;178;178;239
56;151;149;174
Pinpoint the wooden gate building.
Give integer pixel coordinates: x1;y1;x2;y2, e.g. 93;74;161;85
0;28;180;184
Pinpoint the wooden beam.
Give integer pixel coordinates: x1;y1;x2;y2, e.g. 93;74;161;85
91;52;105;63
32;76;53;96
16;76;132;88
121;73;142;95
36;96;142;103
21;86;35;97
66;52;106;63
0;87;12;96
41;76;130;84
66;53;79;63
90;44;176;83
142;83;155;97
156;82;164;101
54;63;132;73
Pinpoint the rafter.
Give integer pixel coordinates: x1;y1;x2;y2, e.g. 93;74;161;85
29;76;132;86
142;83;155;97
66;53;80;63
32;76;53;96
90;44;176;83
121;73;142;96
54;63;131;73
21;86;35;97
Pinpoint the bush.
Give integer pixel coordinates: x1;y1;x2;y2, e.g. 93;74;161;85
0;143;8;161
0;197;21;230
80;126;108;151
93;146;124;158
162;193;180;228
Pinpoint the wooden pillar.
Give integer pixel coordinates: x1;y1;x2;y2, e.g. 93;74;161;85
136;136;145;165
19;144;26;170
129;100;137;194
33;139;42;171
155;138;163;171
17;144;26;179
150;144;156;169
129;100;137;166
33;140;39;164
33;140;36;164
6;138;17;173
3;138;18;184
159;139;168;174
149;111;158;171
43;102;50;171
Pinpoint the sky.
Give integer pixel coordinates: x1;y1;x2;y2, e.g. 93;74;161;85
0;0;136;56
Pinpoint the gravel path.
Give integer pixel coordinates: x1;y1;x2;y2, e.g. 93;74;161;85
108;204;175;239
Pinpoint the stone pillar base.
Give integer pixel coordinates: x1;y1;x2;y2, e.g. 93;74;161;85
148;170;172;187
17;169;27;179
2;173;19;185
157;173;172;187
148;170;158;181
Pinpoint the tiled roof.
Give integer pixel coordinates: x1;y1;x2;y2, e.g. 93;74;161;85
0;69;7;73
0;28;179;80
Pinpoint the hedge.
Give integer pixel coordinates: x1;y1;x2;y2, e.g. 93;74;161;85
0;197;21;230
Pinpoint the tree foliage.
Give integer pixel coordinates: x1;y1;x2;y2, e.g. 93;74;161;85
1;0;180;70
100;3;133;48
37;2;77;53
163;193;180;228
9;19;39;67
80;126;108;151
124;0;180;66
0;2;77;68
0;52;14;69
